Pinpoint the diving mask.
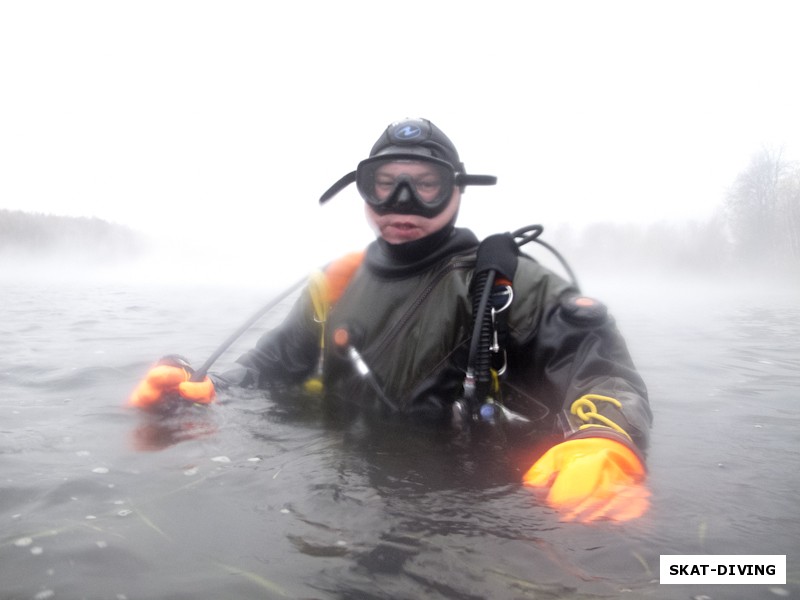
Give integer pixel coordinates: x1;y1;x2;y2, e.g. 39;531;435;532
320;154;497;218
359;155;458;218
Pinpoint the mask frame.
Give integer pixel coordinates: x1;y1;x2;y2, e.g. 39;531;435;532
319;153;497;216
356;156;456;218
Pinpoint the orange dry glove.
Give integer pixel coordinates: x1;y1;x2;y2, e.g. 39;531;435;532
523;437;649;523
128;355;215;409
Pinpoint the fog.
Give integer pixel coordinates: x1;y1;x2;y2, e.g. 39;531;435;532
2;1;799;289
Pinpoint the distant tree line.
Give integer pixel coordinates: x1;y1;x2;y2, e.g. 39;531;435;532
725;148;800;271
0;209;145;263
3;148;797;277
537;148;799;280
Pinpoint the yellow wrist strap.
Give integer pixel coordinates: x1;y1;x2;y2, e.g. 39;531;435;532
570;394;633;443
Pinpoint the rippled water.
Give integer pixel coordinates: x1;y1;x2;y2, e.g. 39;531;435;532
1;270;798;599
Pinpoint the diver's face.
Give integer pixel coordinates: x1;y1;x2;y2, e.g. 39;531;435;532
365;184;461;244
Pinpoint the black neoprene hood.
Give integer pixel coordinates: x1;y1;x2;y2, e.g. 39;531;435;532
369;118;464;171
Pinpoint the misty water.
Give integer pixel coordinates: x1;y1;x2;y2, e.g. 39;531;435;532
1;265;798;599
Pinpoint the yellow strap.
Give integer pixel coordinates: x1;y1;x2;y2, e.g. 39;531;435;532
570;394;633;442
490;369;500;396
303;271;329;395
307;270;329;348
308;270;328;328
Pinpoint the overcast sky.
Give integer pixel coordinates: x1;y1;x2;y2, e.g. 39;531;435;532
2;1;799;277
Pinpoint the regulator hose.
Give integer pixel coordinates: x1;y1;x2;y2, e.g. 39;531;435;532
465;269;495;409
190;277;307;382
463;224;581;419
463;233;520;413
511;224;580;290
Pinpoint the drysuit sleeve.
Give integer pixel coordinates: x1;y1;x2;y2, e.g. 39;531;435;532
539;294;652;451
214;288;320;388
509;261;652;452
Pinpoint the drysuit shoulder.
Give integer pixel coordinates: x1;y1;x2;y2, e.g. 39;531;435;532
559;295;609;327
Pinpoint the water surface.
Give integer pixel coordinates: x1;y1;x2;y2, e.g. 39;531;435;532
1;271;798;599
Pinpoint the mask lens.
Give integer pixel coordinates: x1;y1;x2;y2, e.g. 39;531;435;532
356;156;455;214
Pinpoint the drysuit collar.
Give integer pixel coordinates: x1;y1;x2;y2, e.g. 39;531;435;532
365;226;479;279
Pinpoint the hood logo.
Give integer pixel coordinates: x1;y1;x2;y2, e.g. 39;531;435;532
393;124;422;141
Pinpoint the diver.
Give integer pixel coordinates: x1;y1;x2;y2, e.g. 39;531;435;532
128;118;653;523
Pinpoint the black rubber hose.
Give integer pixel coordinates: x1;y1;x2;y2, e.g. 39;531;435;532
466;268;496;409
190;277;307;381
511;224;580;290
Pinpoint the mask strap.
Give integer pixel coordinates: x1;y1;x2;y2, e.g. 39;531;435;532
319;171;356;204
456;174;497;187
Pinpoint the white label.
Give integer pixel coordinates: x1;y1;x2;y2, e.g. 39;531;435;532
660;555;786;584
